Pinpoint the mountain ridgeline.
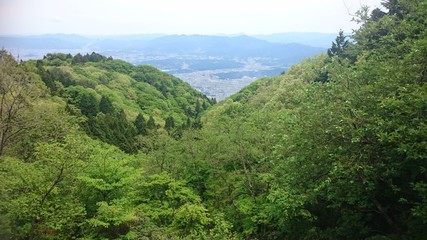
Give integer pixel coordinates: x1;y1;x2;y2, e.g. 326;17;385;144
1;0;426;239
1;34;326;99
15;52;214;154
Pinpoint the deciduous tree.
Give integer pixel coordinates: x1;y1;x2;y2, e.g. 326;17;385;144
0;50;39;156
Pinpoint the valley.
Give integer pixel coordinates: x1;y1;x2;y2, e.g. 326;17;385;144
113;53;287;99
0;1;426;238
1;33;327;99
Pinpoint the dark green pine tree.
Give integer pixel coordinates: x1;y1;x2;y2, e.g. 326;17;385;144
72;53;84;65
147;116;156;129
327;30;350;58
202;101;208;110
114;110;137;153
185;118;192;129
99;96;114;114
36;61;57;94
195;99;201;117
134;113;147;135
164;116;175;131
370;8;386;21
382;0;404;19
78;92;99;117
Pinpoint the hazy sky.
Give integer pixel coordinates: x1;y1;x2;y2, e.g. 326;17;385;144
0;0;383;35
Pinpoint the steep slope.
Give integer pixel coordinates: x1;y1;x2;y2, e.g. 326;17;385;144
32;52;214;153
144;1;427;239
0;50;224;240
0;1;425;239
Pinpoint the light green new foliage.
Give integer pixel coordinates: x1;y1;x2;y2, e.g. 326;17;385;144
144;1;426;238
1;1;426;239
74;139;142;239
0;134;144;239
135;173;207;237
0;50;43;156
0;134;91;239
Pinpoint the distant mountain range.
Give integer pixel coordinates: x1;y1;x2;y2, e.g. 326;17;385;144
0;33;331;99
132;34;324;60
0;32;335;50
0;33;330;56
253;32;338;48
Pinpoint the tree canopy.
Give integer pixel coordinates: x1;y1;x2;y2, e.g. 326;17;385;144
0;0;426;238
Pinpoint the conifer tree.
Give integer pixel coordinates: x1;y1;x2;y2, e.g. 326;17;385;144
164;116;175;131
327;30;349;58
99;96;114;114
134;113;147;135
147;116;156;129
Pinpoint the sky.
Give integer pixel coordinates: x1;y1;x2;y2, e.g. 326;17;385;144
0;0;383;36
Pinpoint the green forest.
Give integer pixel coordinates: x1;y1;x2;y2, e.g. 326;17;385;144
1;0;426;239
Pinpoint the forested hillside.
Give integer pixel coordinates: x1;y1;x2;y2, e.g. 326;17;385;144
0;51;216;239
34;53;213;153
143;0;426;239
1;0;426;239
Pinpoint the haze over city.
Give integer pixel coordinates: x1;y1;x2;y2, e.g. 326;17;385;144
1;0;383;35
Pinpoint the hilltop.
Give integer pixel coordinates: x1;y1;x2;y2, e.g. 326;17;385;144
1;33;326;99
